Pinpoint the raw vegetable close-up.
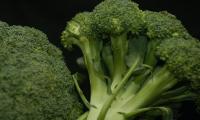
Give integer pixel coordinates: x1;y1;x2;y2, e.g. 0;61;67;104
61;0;200;120
0;0;200;120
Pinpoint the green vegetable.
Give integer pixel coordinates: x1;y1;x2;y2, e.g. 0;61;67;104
0;21;83;120
61;0;200;120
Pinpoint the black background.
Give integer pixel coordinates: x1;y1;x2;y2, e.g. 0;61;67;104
0;0;199;119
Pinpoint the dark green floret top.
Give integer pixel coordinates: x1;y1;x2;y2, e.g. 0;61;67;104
92;0;144;35
143;11;191;40
0;22;83;120
156;37;200;82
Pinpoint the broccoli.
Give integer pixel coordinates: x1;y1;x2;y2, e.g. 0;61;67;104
61;0;200;120
0;21;84;120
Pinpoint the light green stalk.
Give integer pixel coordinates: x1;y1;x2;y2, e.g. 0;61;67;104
120;67;177;114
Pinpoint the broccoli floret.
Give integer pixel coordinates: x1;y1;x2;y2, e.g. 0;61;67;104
156;37;200;81
62;12;107;120
0;22;83;120
61;12;95;49
61;0;200;120
144;11;191;40
0;21;8;27
92;0;144;35
92;0;146;94
143;11;194;67
155;37;200;93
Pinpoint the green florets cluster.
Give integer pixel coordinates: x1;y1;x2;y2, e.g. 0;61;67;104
144;11;191;40
92;0;144;35
156;38;200;82
0;22;83;120
2;0;199;119
61;0;200;120
156;38;198;60
66;12;93;38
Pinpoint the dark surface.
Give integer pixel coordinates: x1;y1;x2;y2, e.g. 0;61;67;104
0;0;199;42
0;0;199;120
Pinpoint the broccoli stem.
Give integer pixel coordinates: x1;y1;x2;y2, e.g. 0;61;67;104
153;92;196;106
117;69;152;103
102;45;114;76
73;74;90;109
110;33;128;91
144;40;158;66
97;55;141;120
79;37;110;120
77;112;89;120
121;106;173;120
120;66;178;114
161;86;188;98
84;65;108;120
79;37;108;100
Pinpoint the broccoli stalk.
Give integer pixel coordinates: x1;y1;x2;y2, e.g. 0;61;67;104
61;0;200;120
62;13;109;119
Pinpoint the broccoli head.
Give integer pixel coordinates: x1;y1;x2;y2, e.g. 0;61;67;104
61;0;200;120
0;22;83;120
144;11;191;40
92;0;144;35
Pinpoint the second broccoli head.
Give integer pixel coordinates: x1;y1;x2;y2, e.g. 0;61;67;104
61;0;200;120
0;21;83;120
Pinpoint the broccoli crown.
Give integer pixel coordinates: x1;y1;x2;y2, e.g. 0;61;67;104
61;0;200;119
0;21;8;27
61;12;97;50
92;0;144;35
65;12;93;38
158;38;200;80
0;22;83;120
144;11;191;40
156;38;199;60
156;37;200;82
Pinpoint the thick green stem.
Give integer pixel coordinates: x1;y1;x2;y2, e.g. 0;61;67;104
80;37;108;101
104;109;126;120
121;107;173;120
161;86;188;98
97;57;140;120
120;67;178;114
77;112;89;120
79;37;109;120
144;40;158;67
153;92;196;106
111;34;128;91
102;45;114;76
86;69;109;120
118;69;151;103
152;86;195;106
